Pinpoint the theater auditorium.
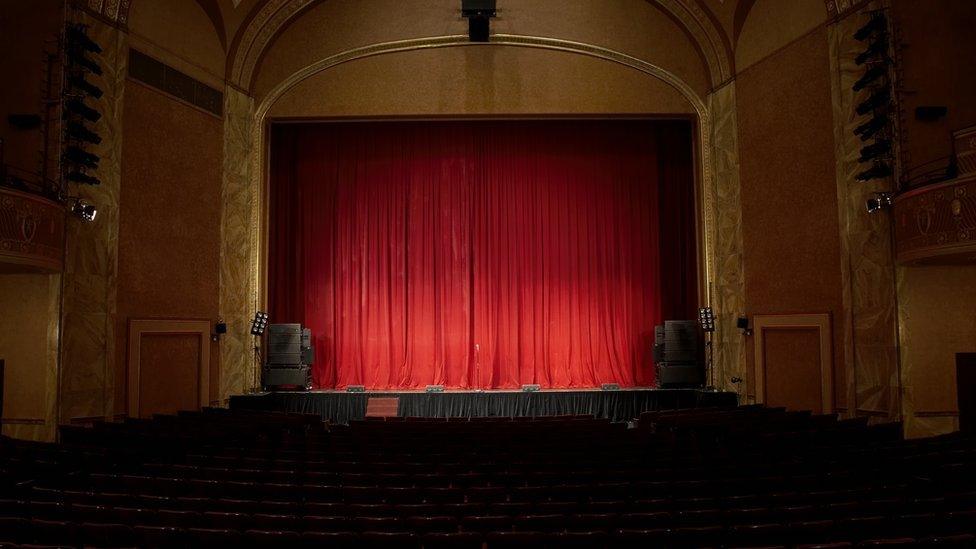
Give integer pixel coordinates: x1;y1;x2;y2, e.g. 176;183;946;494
1;0;975;547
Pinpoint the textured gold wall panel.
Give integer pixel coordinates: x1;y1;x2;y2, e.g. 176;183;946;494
59;14;126;423
219;88;258;401
706;82;746;395
827;9;900;421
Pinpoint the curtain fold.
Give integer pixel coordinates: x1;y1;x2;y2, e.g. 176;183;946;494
269;120;696;389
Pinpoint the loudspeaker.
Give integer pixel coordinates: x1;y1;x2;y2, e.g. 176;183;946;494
262;365;310;390
662;320;698;363
658;362;704;388
267;323;303;365
0;359;4;426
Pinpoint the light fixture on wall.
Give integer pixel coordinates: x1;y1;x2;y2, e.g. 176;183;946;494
69;198;97;223
865;192;893;214
736;316;752;336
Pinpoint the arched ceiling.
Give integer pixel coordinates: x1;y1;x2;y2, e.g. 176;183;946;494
114;0;832;93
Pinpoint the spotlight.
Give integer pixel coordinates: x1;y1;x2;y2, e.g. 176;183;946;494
865;192;892;213
66;121;101;144
68;73;103;99
66;170;100;185
698;307;715;333
250;311;269;336
65;98;101;122
853;13;887;41
63;146;99;169
461;0;496;43
858;139;892;163
855;38;889;66
852;65;886;92
854;114;889;141
69;198;98;222
855;162;892;182
855;87;891;115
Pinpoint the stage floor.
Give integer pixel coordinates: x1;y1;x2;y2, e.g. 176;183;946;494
229;388;738;424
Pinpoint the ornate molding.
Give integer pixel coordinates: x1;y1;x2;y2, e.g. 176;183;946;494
0;188;65;274
228;0;732;91
893;176;976;265
228;0;314;89
654;0;732;85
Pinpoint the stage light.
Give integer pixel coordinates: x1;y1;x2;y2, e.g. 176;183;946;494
852;65;886;92
521;384;541;392
65;98;101;122
66;121;101;144
426;385;445;393
854;114;889;141
854;13;887;41
66;170;100;185
68;73;103;99
69;198;97;223
855;38;888;66
855;162;892;182
461;0;496;42
698;307;715;333
858;139;892;163
250;311;269;336
865;192;892;213
856;88;891;115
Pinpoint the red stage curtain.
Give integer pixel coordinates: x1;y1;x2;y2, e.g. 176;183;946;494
269;120;696;389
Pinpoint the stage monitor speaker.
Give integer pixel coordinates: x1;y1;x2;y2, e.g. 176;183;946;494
657;362;704;388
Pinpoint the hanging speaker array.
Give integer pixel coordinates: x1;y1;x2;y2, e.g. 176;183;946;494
851;12;896;184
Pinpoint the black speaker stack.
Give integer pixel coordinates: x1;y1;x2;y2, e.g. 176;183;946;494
262;324;313;391
653;320;704;388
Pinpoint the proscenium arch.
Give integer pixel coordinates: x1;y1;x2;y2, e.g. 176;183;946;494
227;0;732;92
247;35;718;321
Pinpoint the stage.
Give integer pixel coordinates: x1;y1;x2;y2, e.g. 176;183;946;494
228;388;738;425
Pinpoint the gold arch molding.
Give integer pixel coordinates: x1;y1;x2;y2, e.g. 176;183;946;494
227;0;732;91
245;35;718;320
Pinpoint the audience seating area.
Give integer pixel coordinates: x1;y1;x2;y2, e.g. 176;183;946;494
1;405;975;548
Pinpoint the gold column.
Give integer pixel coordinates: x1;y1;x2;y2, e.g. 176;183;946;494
827;8;900;421
706;81;747;394
218;87;257;402
59;14;126;423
